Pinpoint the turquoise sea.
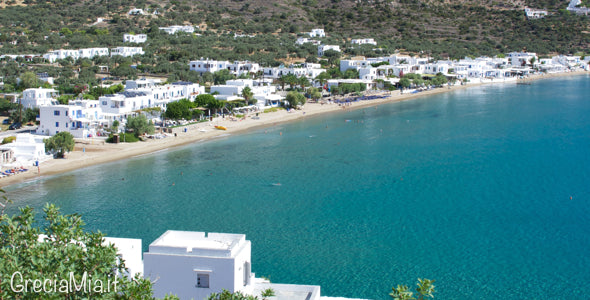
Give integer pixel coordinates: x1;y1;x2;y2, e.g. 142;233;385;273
5;75;590;299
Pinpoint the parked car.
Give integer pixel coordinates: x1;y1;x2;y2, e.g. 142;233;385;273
2;119;11;125
8;122;22;130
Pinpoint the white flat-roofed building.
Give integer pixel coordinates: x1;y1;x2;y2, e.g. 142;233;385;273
0;133;50;166
43;49;79;63
262;63;326;79
123;33;147;43
79;47;109;59
189;59;230;75
507;52;537;67
125;78;162;90
144;231;255;300
160;25;195;35
103;237;143;278
227;61;260;76
111;47;144;57
308;28;326;38
36;100;105;138
318;45;341;57
524;8;548;19
423;63;450;75
20;88;58;108
340;59;372;72
296;37;321;45
351;38;377;45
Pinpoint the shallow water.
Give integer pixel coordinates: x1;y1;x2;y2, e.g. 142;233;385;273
6;75;590;299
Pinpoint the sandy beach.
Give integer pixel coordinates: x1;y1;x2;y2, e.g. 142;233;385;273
1;70;586;187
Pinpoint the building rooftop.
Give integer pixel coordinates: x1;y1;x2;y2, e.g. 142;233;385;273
148;230;247;257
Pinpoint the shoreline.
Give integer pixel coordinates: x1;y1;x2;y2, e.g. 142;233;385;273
1;70;587;188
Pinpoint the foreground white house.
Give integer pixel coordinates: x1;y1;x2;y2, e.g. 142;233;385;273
140;230;323;300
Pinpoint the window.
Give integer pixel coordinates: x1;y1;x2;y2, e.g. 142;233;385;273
55;122;59;127
65;123;68;128
65;111;68;116
54;110;60;116
196;274;209;288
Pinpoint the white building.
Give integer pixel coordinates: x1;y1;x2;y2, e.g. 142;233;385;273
188;59;259;77
0;133;50;167
423;63;450;75
308;28;326;38
160;25;195;35
36;100;105;138
111;47;144;57
43;49;79;63
79;48;109;59
144;231;256;300
128;8;145;15
507;52;538;67
318;45;341;57
43;48;109;62
524;8;548;19
99;81;204;119
351;38;377;46
20;88;58;109
189;59;230;75
143;230;322;300
124;33;147;43
262;63;326;80
296;37;321;45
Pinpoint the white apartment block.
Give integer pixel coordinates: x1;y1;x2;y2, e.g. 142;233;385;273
308;28;326;38
160;25;195;35
36;100;104;138
20;88;58;109
111;47;144;57
318;45;341;57
43;48;109;62
99;81;204;117
189;59;259;76
507;52;538;67
340;59;373;72
262;63;326;79
124;33;147;43
42;49;79;63
423;63;450;75
351;38;377;45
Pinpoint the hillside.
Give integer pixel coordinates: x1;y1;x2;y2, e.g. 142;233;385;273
0;0;588;60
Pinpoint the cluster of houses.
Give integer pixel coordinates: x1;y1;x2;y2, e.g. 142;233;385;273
9;49;588;142
0;47;145;63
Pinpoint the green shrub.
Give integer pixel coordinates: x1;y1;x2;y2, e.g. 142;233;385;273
1;136;16;144
106;133;139;143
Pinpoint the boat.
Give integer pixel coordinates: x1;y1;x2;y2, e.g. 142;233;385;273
214;125;227;130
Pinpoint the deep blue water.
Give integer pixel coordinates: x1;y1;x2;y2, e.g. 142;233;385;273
5;75;590;299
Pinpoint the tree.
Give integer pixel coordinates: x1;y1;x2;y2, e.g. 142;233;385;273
111;120;120;133
399;77;411;89
44;132;75;158
165;99;194;120
0;196;167;299
126;114;155;137
390;278;435;300
285;91;306;109
21;71;39;89
241;86;254;104
195;94;216;107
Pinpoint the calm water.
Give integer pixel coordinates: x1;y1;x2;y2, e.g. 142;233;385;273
5;76;590;299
